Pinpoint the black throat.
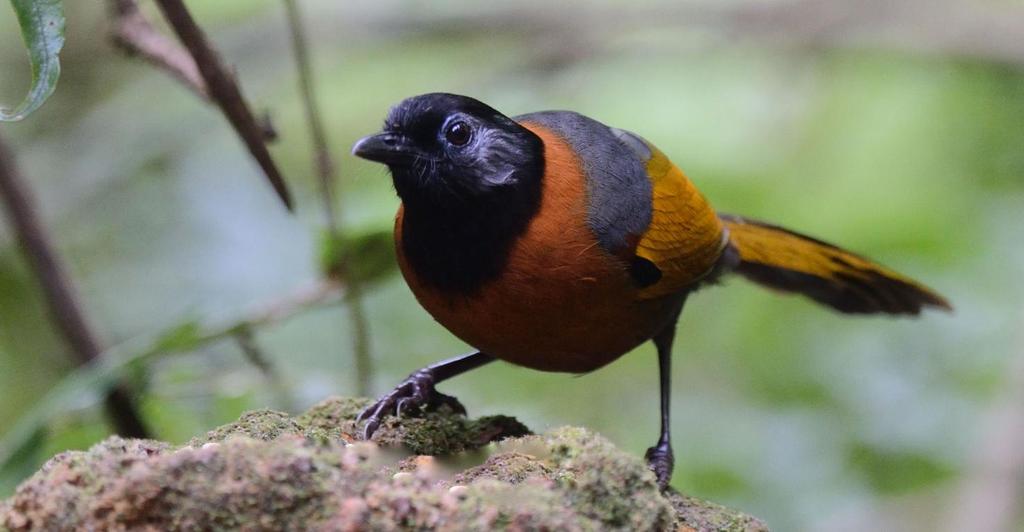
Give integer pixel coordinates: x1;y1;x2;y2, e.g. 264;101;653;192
399;166;543;295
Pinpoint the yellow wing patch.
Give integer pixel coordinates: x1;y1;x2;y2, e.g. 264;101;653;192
634;145;726;300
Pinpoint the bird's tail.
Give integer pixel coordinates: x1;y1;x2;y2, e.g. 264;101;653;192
719;214;951;315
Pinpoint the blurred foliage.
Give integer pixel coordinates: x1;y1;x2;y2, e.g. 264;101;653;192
847;442;956;495
318;227;396;284
0;0;65;121
1;1;1023;530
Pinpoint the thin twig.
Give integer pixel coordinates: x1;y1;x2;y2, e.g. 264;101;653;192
0;132;150;439
344;280;373;396
249;278;344;325
234;326;297;412
282;0;335;232
108;0;208;99
281;0;374;396
152;0;294;211
234;327;274;375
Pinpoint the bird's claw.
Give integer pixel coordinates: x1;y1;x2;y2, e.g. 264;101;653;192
357;368;467;440
644;440;674;490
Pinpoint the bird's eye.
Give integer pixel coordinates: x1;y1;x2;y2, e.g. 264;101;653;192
444;121;472;146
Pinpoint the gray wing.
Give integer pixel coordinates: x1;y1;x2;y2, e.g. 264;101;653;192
516;110;652;255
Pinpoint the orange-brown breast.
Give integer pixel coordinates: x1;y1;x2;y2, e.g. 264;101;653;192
395;123;682;373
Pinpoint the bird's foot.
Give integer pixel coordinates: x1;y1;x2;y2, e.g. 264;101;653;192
356;368;467;440
644;439;674;490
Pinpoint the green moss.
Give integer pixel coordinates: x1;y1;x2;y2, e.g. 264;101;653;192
287;395;368;445
668;492;770;532
544;427;676;530
188;409;303;446
456;451;554;484
388;410;530;455
295;396;530;454
447;478;583;530
1;397;766;531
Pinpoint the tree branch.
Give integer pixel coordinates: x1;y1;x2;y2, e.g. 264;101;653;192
108;0;208;100
0;132;149;439
151;0;294;211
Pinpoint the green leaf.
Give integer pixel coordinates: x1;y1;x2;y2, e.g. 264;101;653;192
318;228;398;285
151;320;205;353
1;0;66;121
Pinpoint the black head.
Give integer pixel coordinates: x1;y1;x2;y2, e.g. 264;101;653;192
352;93;545;293
352;93;543;204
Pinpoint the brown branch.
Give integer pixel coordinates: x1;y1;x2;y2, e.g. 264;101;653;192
281;0;374;395
151;0;294;211
0;132;150;439
108;0;208;100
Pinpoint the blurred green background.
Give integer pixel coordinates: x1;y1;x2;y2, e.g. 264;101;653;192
2;1;1023;530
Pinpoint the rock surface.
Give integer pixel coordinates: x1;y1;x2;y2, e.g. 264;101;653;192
0;397;767;531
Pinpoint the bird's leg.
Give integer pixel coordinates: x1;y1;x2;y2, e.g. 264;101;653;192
645;302;684;490
358;351;495;439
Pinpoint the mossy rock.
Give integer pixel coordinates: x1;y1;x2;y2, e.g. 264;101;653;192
0;396;767;531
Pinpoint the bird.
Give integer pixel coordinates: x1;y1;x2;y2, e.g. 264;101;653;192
350;92;951;488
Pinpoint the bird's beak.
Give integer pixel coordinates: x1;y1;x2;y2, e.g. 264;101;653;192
351;132;422;166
